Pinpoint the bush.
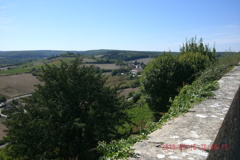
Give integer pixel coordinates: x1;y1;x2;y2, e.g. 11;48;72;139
179;52;210;83
140;53;184;120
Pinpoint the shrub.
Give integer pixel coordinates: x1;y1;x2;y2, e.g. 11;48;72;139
179;52;210;83
140;53;184;120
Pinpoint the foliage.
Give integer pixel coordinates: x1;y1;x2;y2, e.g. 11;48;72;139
0;96;6;103
160;81;219;123
141;38;217;120
140;53;184;119
160;52;240;123
99;50;161;61
179;52;210;83
97;134;147;160
0;149;18;160
130;79;140;88
132;92;141;103
180;37;216;60
2;58;128;159
197;53;240;83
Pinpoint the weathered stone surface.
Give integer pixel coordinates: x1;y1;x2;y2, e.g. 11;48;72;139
128;66;240;160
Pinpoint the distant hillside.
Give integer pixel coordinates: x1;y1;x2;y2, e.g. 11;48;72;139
0;49;232;68
0;49;236;59
0;49;165;67
0;50;67;58
0;49;165;58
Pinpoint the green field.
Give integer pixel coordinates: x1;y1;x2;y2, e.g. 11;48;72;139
0;57;76;76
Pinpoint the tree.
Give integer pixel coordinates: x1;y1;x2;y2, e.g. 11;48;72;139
141;38;214;120
179;52;210;83
140;54;184;120
3;59;128;159
180;37;216;60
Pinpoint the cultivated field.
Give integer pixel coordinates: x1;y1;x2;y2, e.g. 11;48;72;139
0;74;39;99
0;57;76;76
85;63;120;70
129;58;153;64
82;58;97;63
120;87;139;96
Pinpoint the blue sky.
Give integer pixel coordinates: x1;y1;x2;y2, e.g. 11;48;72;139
0;0;240;52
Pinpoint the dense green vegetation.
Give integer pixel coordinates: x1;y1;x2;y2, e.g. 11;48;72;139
99;50;162;61
141;53;184;119
2;59;129;159
180;37;216;60
141;38;216;120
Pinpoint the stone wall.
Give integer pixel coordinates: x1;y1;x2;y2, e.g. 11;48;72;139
207;68;240;160
129;65;240;160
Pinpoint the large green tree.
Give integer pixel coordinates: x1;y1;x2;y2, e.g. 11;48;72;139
3;59;128;159
141;38;214;120
140;53;184;120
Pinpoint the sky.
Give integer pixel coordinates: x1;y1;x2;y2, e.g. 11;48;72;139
0;0;240;52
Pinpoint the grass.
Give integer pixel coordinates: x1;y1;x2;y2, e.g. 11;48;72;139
117;103;153;135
